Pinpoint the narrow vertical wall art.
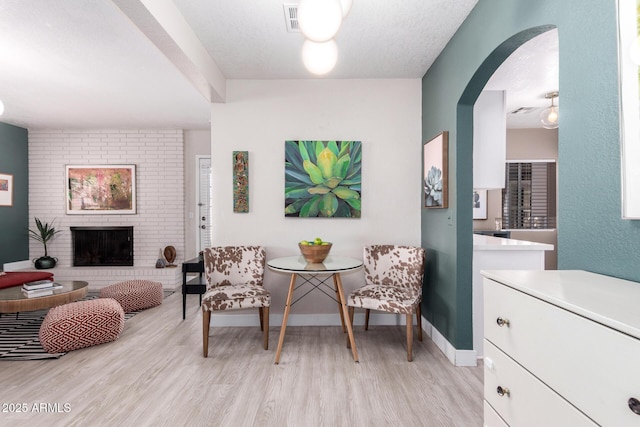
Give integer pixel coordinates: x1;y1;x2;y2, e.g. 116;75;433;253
233;151;249;213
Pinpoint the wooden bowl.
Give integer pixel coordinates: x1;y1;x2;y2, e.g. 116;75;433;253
299;243;332;263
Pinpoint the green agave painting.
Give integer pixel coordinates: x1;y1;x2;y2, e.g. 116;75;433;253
285;140;362;218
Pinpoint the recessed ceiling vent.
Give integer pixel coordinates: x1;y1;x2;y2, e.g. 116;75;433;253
283;4;300;32
510;107;535;115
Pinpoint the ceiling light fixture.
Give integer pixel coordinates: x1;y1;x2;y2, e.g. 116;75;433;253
540;91;559;129
339;0;352;17
302;39;338;75
298;0;343;43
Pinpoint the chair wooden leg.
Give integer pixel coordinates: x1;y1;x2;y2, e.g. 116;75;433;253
365;309;370;331
259;307;264;331
203;310;211;357
416;304;423;341
406;313;413;362
263;306;269;350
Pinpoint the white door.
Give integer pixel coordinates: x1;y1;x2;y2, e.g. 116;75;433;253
197;156;212;252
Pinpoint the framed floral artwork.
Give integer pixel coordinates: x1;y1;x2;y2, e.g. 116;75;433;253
66;165;136;214
423;131;448;208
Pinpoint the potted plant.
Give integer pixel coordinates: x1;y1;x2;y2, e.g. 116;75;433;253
28;217;61;269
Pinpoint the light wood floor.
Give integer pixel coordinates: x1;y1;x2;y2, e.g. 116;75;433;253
0;292;483;426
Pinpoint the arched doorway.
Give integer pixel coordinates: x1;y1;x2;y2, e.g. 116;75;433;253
457;25;558;357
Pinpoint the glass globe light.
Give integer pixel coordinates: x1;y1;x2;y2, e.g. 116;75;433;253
298;0;343;42
340;0;353;17
540;92;559;129
302;39;338;75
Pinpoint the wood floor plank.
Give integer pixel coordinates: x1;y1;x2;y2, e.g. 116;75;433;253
0;292;483;426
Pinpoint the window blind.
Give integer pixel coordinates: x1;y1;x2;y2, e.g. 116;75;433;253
502;162;556;229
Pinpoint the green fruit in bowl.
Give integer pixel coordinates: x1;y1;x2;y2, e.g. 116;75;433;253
300;240;310;245
314;237;323;245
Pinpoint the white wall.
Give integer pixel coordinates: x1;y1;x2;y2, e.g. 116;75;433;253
28;129;185;287
210;79;422;315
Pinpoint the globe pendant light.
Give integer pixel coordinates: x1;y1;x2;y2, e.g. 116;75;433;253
540;91;559;129
302;39;338;75
298;0;343;42
339;0;353;17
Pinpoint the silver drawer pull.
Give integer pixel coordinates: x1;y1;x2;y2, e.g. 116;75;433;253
496;386;510;397
629;397;640;415
496;317;510;327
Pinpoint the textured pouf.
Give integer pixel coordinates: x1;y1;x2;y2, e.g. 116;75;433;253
39;298;125;353
99;280;163;313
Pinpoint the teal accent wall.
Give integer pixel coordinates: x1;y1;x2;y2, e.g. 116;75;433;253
422;0;637;351
0;122;29;268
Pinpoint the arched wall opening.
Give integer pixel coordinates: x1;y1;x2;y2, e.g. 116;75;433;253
454;25;558;351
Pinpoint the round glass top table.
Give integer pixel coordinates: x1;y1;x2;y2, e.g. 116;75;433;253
267;255;363;364
0;281;89;314
267;255;363;273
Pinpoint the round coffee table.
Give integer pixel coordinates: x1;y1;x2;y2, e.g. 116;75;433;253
0;281;89;314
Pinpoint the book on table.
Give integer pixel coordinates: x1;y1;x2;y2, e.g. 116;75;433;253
22;288;55;298
22;279;55;291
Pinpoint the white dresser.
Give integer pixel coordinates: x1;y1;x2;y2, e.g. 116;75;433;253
473;234;553;356
481;270;640;426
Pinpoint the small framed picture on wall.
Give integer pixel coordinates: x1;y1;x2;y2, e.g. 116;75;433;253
0;173;13;207
473;189;487;219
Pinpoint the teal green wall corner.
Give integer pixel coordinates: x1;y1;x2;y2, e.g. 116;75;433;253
422;0;634;351
0;122;29;267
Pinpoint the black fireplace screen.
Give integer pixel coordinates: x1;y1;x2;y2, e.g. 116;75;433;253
71;226;133;267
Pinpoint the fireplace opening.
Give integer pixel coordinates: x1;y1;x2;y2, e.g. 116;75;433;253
71;226;133;267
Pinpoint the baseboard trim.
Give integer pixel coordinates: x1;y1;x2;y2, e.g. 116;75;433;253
3;260;31;271
208;311;477;366
421;318;477;367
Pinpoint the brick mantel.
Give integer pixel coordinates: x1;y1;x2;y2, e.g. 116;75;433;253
28;129;185;289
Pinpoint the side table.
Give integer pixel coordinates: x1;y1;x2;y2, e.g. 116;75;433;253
182;257;206;320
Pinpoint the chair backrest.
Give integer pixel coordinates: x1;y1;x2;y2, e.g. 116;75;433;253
363;245;425;291
203;246;266;290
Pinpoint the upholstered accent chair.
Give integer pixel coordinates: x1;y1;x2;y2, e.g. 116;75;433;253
347;245;426;361
201;246;270;357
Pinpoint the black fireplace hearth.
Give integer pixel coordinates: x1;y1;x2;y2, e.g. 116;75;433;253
71;226;133;267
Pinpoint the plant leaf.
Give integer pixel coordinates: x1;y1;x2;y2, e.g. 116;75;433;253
319;193;338;217
332;186;360;200
303;160;324;184
332;154;350;179
317;148;337;179
299;195;321;217
308;185;331;194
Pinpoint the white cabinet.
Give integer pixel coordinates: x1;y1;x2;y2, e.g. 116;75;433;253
482;270;640;426
472;234;552;356
473;90;506;189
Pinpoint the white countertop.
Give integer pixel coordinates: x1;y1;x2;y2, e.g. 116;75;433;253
481;269;640;341
473;234;554;251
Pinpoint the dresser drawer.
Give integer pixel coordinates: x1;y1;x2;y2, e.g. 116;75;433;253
484;278;640;425
484;340;595;427
483;400;508;427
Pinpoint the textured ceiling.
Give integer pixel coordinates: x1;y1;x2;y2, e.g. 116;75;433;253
0;1;557;130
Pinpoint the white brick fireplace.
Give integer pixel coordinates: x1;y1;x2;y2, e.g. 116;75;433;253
27;129;185;290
